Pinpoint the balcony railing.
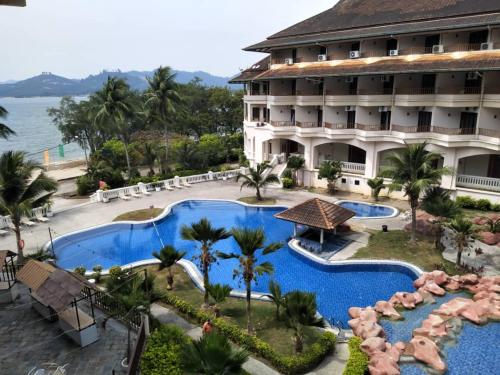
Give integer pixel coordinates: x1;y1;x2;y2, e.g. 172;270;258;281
456;175;500;193
356;123;390;131
325;88;358;96
342;161;366;174
270;121;295;127
392;124;477;135
296;121;320;128
357;88;393;95
324;123;356;130
395;87;436;95
478;128;500;138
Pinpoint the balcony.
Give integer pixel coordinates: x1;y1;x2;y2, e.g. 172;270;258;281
244;94;268;104
325;89;358;106
456;175;500;193
296;90;323;106
268;94;297;106
357;88;393;106
296;121;321;128
270;121;295;127
342;161;366;175
391;124;477;135
482;89;500;108
395;87;481;107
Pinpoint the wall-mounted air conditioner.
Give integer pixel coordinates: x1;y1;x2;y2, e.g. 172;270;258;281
380;75;392;82
480;42;493;50
379;106;390;112
432;45;444;54
466;72;480;80
389;49;399;56
318;54;328;62
345;106;355;111
345;76;354;83
349;50;360;59
284;58;294;65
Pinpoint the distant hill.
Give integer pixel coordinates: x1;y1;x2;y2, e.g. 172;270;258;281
0;69;239;98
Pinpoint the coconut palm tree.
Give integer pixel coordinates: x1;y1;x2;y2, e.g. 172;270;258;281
0;105;16;139
286;156;305;186
144;66;181;168
282;291;325;353
152;245;186;290
446;217;474;266
183;332;249;375
181;218;231;306
217;227;281;334
318;160;343;194
236;162;279;201
381;142;451;242
0;151;57;264
207;283;232;317
367;177;387;202
93;77;135;180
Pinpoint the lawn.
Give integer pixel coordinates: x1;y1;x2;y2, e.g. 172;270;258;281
237;196;277;205
146;264;322;356
113;208;164;221
350;230;463;275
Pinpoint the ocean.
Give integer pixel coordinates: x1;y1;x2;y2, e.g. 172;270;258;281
0;97;85;163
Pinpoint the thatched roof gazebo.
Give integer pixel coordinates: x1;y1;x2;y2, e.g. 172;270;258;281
274;198;355;247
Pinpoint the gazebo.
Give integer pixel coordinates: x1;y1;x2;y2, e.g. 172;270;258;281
274;198;355;249
0;250;18;303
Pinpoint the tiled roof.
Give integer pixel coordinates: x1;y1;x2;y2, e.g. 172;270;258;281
17;260;55;291
274;198;355;231
229;56;270;83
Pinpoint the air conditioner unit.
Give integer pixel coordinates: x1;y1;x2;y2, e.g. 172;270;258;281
345;106;355;112
380;75;392;83
480;42;493;50
389;49;399;56
284;58;294;65
345;76;354;83
432;45;444;54
349;50;360;59
466;72;480;80
378;106;389;112
318;54;328;62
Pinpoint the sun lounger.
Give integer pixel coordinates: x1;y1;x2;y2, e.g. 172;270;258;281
173;181;183;189
119;191;131;201
21;218;36;227
140;188;152;196
0;229;8;236
34;211;49;223
130;190;141;198
164;182;174;191
182;179;192;187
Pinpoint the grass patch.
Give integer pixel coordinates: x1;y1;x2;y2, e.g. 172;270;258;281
237;196;277;205
350;230;463;274
113;208;164;222
147;264;321;356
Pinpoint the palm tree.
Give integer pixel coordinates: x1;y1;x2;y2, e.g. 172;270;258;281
381;142;451;242
282;291;325;353
367;177;387;202
145;66;181;169
268;280;283;320
152;245;186;290
0;151;57;264
207;283;232;317
286;156;305;186
318;160;343;194
236;162;279;201
446;217;474;266
183;332;249;375
0;105;16;139
93;77;135;180
181;218;231;306
218;227;281;334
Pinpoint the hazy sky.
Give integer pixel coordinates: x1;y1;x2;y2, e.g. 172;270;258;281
0;0;335;81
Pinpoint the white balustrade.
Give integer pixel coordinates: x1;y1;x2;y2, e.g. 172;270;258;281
342;161;366;175
456;174;500;192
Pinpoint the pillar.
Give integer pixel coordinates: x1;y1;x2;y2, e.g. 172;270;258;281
441;149;458;191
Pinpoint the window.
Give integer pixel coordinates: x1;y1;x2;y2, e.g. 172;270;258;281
424;35;440;52
421;74;436;93
380;111;391;130
252;107;260;122
417;111;432;132
319;46;327;55
347;111;356;128
386;39;398;55
290;109;296;124
351;42;360;51
291;80;297;95
459;112;477;134
317;109;323;126
469;30;488;46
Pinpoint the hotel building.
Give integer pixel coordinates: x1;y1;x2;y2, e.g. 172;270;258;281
231;0;500;202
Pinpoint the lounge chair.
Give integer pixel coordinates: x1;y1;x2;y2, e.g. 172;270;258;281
21;218;36;227
0;229;9;236
130;190;141;198
34;211;49;223
119;191;131;201
182;179;192;187
140;187;152;196
164;182;174;191
173;180;183;189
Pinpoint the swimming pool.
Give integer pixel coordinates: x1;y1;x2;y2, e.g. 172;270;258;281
52;200;418;324
336;200;399;219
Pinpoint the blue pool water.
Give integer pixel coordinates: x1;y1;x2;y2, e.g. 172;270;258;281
53;200;417;324
337;201;397;218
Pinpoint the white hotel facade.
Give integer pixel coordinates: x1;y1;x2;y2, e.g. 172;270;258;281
231;0;500;202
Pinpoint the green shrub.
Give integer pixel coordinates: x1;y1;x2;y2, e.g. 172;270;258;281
455;196;476;209
282;168;293;179
475;199;491;211
76;175;96;196
73;266;86;276
140;324;189;375
282;177;294;189
491;203;500;212
161;293;335;374
343;336;369;375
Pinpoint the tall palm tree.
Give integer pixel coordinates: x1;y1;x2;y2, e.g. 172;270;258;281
282;291;325;353
381;142;451;242
93;77;135;179
145;66;181;169
152;245;186;290
181;218;231;306
183;332;249;375
236;162;279;201
0;151;57;263
218;227;281;333
446;217;474;266
0;105;16;139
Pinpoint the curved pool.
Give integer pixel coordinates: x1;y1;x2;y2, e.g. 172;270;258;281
336;200;399;219
53;200;417;324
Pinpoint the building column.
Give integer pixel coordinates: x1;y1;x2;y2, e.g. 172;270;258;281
364;143;378;179
441;148;458;191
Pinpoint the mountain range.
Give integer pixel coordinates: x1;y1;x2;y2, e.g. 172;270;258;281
0;69;238;97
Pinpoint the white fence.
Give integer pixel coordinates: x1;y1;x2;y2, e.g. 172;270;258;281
341;162;366;175
456;174;500;193
0;205;51;229
91;168;249;203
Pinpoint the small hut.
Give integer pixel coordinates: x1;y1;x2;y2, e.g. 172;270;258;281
274;198;355;250
0;250;18;303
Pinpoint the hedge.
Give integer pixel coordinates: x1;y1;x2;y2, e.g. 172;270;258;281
343;336;369;375
456;196;500;212
161;292;336;374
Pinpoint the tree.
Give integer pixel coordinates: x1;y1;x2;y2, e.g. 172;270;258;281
446;217;474;266
318;160;343;194
218;227;281;334
207;283;232;317
0;151;57;263
367;177;387;202
142;142;158;176
0;105;16;139
183;332;249;375
93;77;137;180
381;142;451;242
236;162;279;201
286;156;305;186
181;218;231;306
145;66;181;169
268;280;283;320
153;245;186;290
282;291;325;353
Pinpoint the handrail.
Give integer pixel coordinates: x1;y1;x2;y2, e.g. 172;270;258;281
270;120;295;127
456;174;500;192
296;121;320;128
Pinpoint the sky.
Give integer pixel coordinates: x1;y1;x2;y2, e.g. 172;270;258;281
0;0;335;81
